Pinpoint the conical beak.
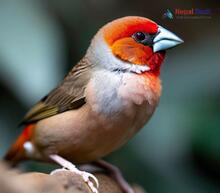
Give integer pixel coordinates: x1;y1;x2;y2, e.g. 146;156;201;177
153;26;184;52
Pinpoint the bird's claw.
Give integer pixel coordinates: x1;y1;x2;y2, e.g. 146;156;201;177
50;167;99;193
49;154;99;193
50;167;67;175
80;171;99;193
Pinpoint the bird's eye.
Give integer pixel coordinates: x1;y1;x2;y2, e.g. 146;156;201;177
133;32;146;41
132;32;155;46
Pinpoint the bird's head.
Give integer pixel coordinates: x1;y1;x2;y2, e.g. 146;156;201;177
87;16;183;76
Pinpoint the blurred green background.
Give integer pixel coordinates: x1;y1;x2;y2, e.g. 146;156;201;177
0;1;220;193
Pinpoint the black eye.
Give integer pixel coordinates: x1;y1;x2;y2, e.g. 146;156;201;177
132;32;155;46
133;32;146;41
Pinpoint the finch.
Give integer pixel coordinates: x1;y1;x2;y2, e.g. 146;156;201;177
4;16;183;193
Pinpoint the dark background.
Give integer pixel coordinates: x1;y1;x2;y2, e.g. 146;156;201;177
0;1;220;193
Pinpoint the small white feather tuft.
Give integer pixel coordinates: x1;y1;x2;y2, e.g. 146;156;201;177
23;141;35;156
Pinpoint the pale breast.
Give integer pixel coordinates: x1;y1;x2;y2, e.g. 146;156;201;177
86;69;161;119
117;72;161;138
85;69;161;150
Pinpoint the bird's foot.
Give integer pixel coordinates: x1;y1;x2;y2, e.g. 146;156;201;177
49;154;99;193
93;160;135;193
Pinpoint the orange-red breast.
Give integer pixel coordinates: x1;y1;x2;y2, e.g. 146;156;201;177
4;16;183;192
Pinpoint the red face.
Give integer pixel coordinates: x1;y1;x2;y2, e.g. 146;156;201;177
103;16;166;76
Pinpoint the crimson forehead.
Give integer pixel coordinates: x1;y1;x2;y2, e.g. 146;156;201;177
103;17;158;45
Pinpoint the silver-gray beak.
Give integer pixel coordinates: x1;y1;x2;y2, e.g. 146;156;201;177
153;25;184;52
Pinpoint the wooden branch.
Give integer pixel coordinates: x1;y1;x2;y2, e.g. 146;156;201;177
0;162;147;193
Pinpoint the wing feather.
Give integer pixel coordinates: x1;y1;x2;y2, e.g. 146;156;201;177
20;58;93;125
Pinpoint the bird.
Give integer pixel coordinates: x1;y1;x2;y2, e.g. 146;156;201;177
3;16;183;193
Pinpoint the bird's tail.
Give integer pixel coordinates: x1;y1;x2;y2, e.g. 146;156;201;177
3;124;34;167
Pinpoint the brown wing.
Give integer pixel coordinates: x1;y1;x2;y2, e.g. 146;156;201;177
20;58;93;125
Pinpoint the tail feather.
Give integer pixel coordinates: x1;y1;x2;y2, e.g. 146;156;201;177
3;124;34;167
